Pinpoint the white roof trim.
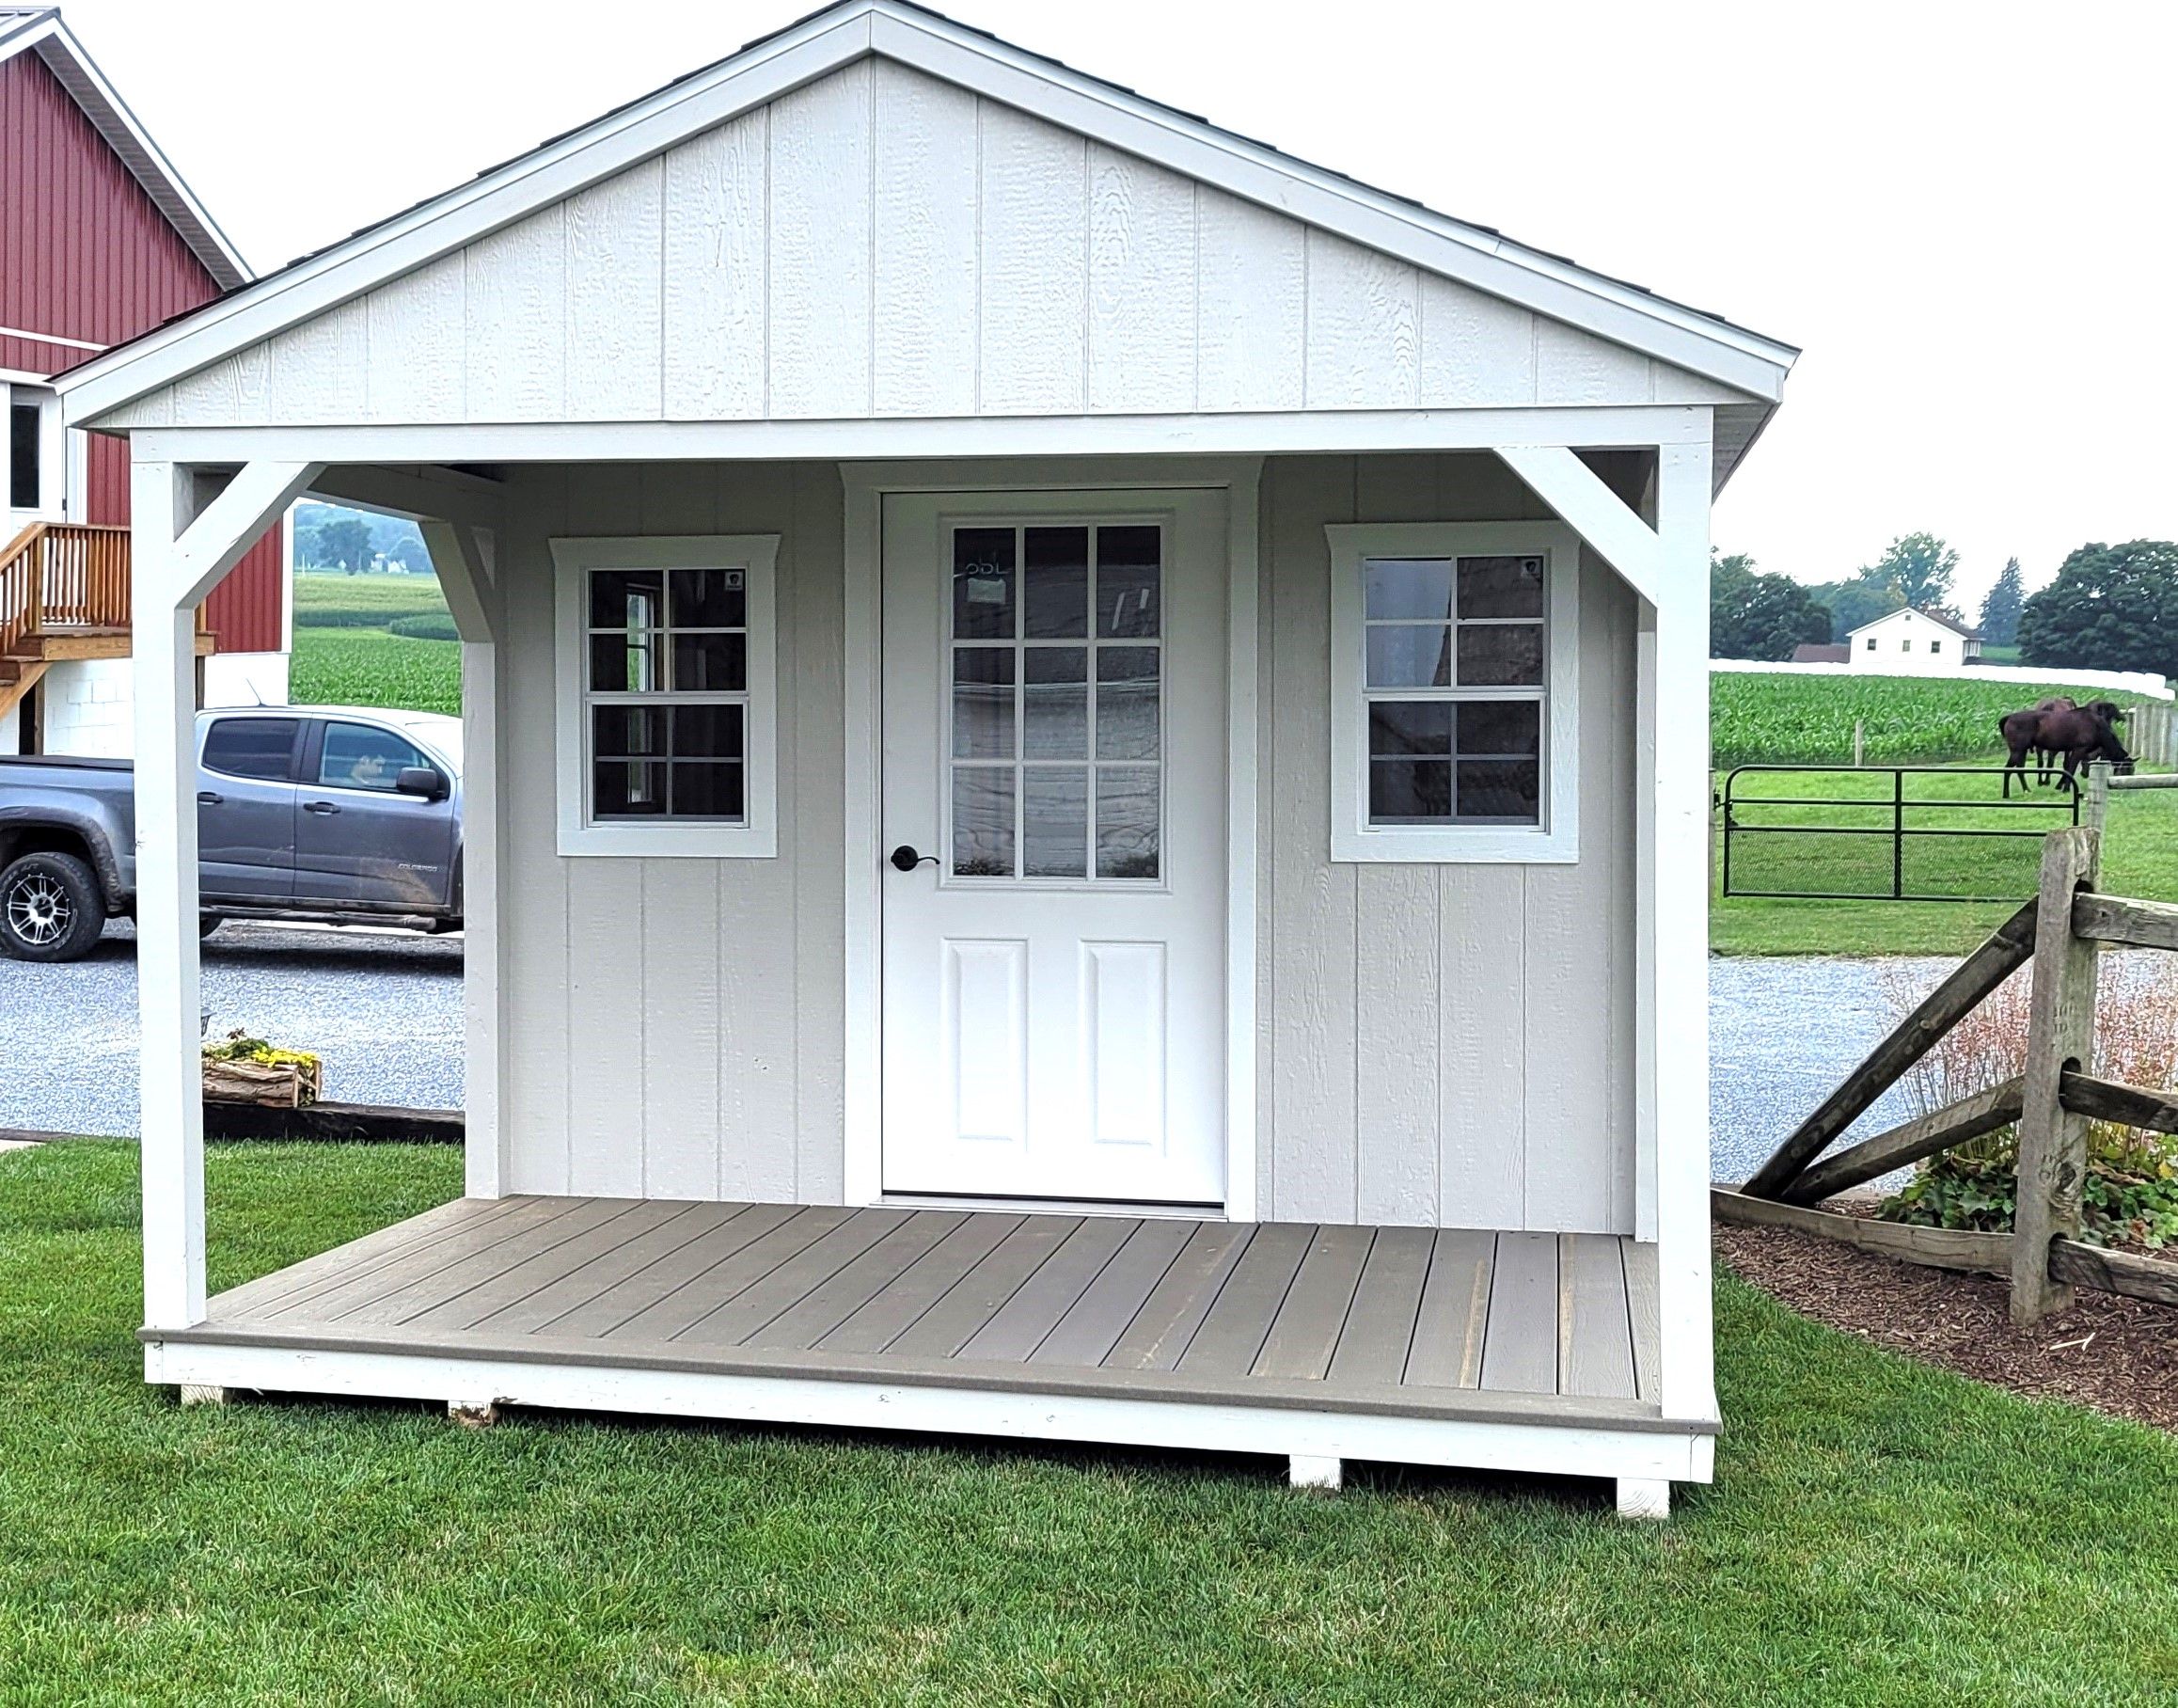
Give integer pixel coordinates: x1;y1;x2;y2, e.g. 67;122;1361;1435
58;0;1793;422
0;8;250;291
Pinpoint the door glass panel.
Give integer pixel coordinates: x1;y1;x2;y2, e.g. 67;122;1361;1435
947;521;1164;883
953;647;1016;760
1095;767;1160;879
1023;527;1089;639
1022;767;1089;878
1097;525;1160;638
953;767;1016;878
1096;646;1160;760
953;528;1016;640
1023;647;1087;759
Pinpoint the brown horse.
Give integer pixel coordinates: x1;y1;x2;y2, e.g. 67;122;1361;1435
2000;701;2130;796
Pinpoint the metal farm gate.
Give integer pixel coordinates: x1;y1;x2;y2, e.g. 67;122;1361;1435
1718;765;2082;903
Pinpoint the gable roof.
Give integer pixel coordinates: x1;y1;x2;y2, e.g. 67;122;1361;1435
58;0;1795;428
1848;606;1980;640
0;8;249;291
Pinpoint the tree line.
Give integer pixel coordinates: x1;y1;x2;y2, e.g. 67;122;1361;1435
1711;534;2178;678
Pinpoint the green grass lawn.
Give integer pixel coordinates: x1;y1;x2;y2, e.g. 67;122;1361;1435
1711;764;2178;956
4;1141;2175;1702
290;571;461;715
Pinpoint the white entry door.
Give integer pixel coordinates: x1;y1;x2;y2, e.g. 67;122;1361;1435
881;488;1228;1205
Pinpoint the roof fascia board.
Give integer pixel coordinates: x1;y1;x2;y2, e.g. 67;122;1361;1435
869;6;1791;399
8;13;252;289
65;0;1788;419
61;9;873;419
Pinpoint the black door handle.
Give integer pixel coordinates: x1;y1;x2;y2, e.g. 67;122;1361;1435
197;791;223;806
890;844;939;873
304;800;340;816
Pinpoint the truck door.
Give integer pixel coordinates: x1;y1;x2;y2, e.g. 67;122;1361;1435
197;716;301;900
293;719;457;909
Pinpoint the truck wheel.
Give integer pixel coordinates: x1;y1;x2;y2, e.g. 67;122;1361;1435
0;851;107;963
199;916;225;941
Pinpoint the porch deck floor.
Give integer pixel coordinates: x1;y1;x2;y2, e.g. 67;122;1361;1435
164;1197;1676;1430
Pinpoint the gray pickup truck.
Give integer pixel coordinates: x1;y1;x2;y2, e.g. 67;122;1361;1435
0;705;464;962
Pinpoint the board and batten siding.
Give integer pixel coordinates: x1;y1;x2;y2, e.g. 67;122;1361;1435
1255;453;1638;1236
495;451;1634;1233
97;57;1746;433
497;461;845;1201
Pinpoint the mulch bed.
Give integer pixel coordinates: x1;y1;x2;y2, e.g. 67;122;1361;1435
1716;1220;2178;1433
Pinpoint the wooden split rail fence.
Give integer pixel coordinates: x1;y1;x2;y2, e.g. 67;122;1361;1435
1719;819;2178;1322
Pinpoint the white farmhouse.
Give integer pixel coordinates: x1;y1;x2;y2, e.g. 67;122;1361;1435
1848;606;1981;672
62;0;1798;1517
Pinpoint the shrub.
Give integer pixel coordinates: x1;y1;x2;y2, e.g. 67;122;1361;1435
1872;955;2178;1246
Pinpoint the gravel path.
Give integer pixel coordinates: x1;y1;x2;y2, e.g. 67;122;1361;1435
0;920;464;1136
1709;954;1956;1189
4;920;1948;1189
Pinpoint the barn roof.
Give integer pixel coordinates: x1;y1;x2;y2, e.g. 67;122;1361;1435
59;0;1796;435
0;7;250;291
1848;606;1981;640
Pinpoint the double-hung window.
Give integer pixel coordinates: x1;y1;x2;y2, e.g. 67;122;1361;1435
552;535;780;857
1327;522;1580;862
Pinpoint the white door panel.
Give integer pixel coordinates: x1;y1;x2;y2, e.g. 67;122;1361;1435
881;489;1227;1205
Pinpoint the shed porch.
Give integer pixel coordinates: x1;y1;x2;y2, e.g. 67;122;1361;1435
148;1194;1707;1503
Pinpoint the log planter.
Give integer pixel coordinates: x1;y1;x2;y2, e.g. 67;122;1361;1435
201;1052;324;1110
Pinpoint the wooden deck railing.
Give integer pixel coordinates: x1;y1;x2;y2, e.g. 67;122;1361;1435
0;521;208;658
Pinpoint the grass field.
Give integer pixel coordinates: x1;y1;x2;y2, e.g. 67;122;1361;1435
3;1140;2175;1703
1711;766;2178;955
289;570;460;715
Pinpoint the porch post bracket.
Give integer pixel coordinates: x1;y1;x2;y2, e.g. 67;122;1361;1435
1492;444;1662;605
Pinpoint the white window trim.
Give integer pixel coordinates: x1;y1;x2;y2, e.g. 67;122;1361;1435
551;533;780;858
1327;520;1581;864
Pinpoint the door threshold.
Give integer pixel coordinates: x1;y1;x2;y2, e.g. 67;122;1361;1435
878;1190;1227;1222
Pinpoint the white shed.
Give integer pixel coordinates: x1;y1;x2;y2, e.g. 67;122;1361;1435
1848;606;1982;672
65;0;1794;1514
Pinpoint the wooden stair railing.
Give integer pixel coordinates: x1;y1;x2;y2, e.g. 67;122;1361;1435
0;521;211;664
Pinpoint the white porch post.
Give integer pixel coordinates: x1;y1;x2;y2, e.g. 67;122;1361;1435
132;458;204;1331
1649;434;1716;1420
419;519;508;1198
133;456;324;1333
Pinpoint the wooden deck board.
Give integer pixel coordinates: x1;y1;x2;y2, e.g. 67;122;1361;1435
1253;1226;1374;1380
958;1217;1140;1363
1031;1219;1195;1368
1326;1226;1434;1387
192;1197;1661;1428
1479;1231;1558;1395
1558;1234;1637;1400
886;1215;1083;1359
1100;1222;1255;1372
1176;1223;1313;1377
1404;1228;1494;1389
818;1214;1026;1354
468;1203;752;1336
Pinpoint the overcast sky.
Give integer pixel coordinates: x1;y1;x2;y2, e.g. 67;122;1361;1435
55;0;2177;611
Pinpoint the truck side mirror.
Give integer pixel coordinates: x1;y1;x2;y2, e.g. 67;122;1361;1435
396;766;449;801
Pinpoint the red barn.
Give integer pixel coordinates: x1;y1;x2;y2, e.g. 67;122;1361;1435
1;4;289;754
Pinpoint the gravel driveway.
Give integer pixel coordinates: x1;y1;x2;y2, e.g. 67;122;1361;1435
0;920;464;1137
5;919;1949;1188
1709;954;1955;1189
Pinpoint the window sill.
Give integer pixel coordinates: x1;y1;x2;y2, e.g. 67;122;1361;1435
557;821;777;860
1330;825;1579;864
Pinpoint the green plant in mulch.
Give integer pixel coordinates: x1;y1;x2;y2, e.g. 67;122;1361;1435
1881;1144;2178;1250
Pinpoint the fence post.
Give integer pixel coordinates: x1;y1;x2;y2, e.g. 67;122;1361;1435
1853;718;1865;768
2084;761;2110;833
2010;826;2101;1325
